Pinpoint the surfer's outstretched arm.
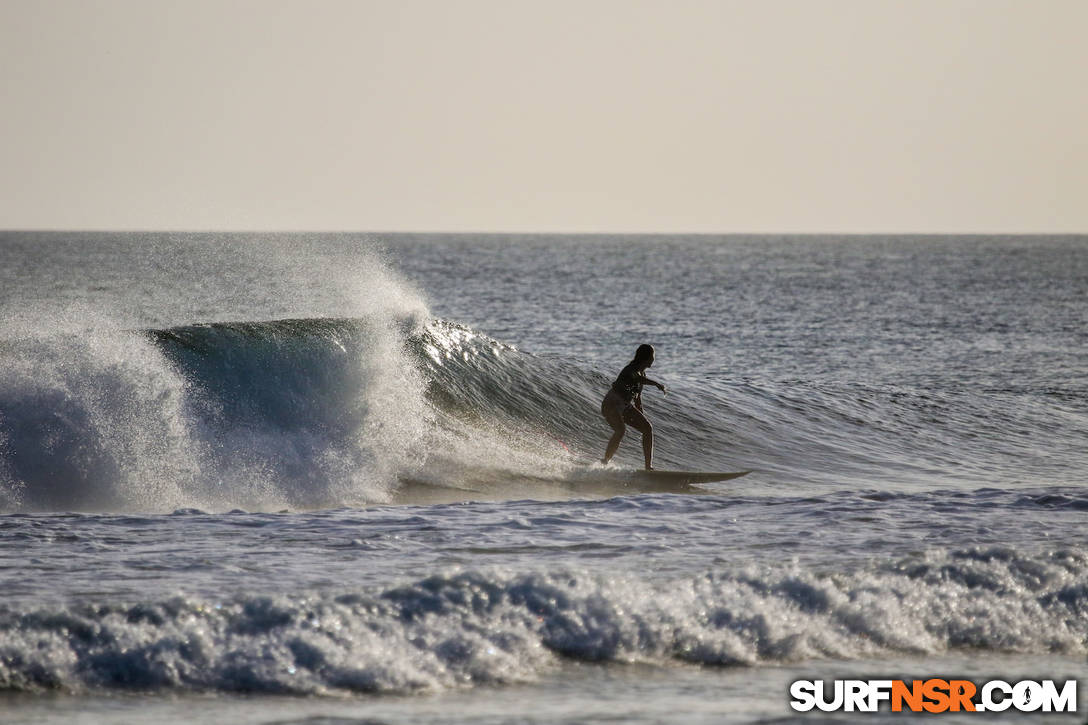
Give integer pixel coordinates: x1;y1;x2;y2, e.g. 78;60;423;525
640;375;667;393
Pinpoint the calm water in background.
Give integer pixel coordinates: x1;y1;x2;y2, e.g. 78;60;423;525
0;233;1086;723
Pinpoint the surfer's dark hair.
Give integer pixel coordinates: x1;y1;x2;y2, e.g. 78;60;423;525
633;344;655;363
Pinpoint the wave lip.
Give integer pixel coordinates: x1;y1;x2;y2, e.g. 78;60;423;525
1;548;1084;695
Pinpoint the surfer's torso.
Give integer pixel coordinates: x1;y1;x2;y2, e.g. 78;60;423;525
610;361;645;404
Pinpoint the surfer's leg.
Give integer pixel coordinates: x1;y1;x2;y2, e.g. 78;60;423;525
601;399;626;464
624;407;653;470
603;428;625;465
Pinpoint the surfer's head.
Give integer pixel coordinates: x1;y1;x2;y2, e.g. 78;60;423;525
633;344;655;368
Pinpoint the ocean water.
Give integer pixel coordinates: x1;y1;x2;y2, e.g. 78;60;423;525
0;232;1085;723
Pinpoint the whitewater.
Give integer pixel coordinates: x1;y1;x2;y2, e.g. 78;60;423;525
0;232;1086;723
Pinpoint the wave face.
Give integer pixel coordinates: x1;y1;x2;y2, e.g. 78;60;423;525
2;310;1086;512
2;234;1086;512
0;310;602;511
0;545;1084;694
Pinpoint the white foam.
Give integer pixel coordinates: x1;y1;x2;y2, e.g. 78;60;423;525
1;551;1084;695
0;242;437;513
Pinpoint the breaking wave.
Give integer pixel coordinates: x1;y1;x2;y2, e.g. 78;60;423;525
1;299;1084;512
1;546;1084;694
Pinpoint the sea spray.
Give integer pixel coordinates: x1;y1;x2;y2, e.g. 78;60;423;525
0;327;202;511
0;240;443;512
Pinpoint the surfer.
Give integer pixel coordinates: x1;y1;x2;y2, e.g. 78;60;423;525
601;344;667;470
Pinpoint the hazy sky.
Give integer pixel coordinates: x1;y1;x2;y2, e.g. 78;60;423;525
1;0;1085;233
